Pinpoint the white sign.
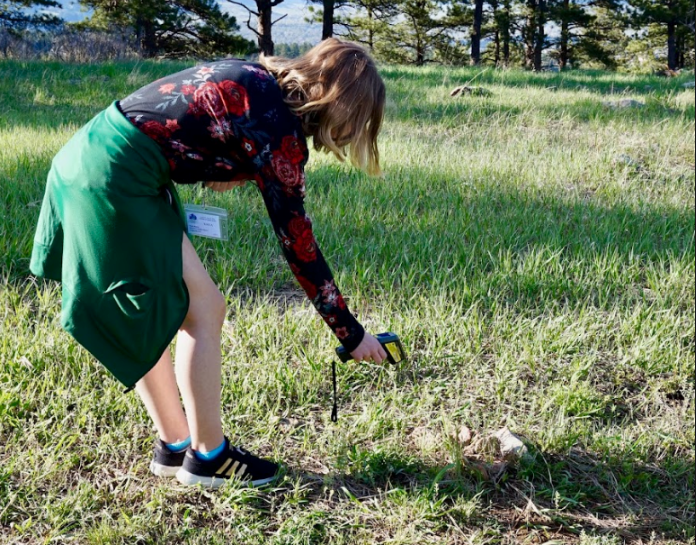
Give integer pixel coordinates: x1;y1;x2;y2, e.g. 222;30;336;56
183;204;229;241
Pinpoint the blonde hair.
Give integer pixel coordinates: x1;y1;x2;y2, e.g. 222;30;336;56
260;38;386;176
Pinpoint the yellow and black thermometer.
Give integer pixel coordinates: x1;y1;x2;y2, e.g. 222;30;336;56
335;332;406;365
331;333;407;422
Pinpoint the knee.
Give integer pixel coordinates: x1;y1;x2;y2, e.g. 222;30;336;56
182;288;226;332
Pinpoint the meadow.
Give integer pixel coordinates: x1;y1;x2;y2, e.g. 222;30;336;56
0;59;694;544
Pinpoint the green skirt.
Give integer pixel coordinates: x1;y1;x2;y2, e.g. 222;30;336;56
30;102;190;390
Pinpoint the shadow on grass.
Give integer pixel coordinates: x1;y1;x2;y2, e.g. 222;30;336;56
282;445;694;542
307;164;694;314
4;160;693;326
382;65;696;96
387;88;694;126
382;65;695;125
1;60;692;133
5;159;692;323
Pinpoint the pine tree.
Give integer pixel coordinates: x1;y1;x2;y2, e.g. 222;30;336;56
547;0;622;69
628;0;694;70
490;0;516;66
340;0;400;54
485;0;513;66
573;5;628;69
81;0;253;58
380;0;465;65
521;0;547;70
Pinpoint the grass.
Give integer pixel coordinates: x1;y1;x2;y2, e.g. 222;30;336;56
0;59;694;544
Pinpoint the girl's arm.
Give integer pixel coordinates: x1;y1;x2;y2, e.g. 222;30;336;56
255;143;366;353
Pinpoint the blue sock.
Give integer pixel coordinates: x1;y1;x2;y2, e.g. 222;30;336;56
165;436;191;452
193;440;226;461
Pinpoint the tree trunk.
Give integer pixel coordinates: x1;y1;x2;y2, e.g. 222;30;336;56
502;0;511;66
494;29;501;65
257;0;274;56
471;0;484;65
559;0;569;70
503;32;510;66
667;20;677;70
0;28;9;58
416;37;425;65
322;0;334;40
525;0;537;69
534;0;545;71
138;18;157;58
490;0;500;65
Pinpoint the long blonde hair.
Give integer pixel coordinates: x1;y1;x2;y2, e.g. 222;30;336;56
260;38;386;176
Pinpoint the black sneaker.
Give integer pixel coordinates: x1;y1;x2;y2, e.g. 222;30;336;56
176;437;280;489
150;439;187;477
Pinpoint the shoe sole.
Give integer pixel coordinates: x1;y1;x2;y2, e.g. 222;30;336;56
175;468;278;489
150;461;182;478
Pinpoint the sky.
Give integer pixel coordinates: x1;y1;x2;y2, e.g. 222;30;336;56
50;0;322;44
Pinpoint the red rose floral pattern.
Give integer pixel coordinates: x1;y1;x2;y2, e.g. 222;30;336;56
280;135;305;164
118;59;365;352
218;80;249;117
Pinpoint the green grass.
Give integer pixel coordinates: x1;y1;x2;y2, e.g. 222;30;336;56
0;59;694;544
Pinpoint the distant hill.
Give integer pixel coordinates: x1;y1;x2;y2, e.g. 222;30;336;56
49;0;322;45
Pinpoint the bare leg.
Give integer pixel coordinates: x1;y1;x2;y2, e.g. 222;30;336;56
135;348;190;444
175;234;226;453
134;234;226;452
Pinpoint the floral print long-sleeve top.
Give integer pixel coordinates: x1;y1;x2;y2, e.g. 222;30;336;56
117;59;365;352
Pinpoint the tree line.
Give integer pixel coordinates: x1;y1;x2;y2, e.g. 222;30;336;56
324;0;694;70
1;0;694;71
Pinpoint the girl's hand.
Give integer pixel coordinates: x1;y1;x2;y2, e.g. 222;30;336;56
350;333;388;364
204;180;247;193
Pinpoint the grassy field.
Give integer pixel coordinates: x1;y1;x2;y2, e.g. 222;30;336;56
0;59;694;544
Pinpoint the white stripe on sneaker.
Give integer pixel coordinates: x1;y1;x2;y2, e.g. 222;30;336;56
216;458;233;475
225;461;240;478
